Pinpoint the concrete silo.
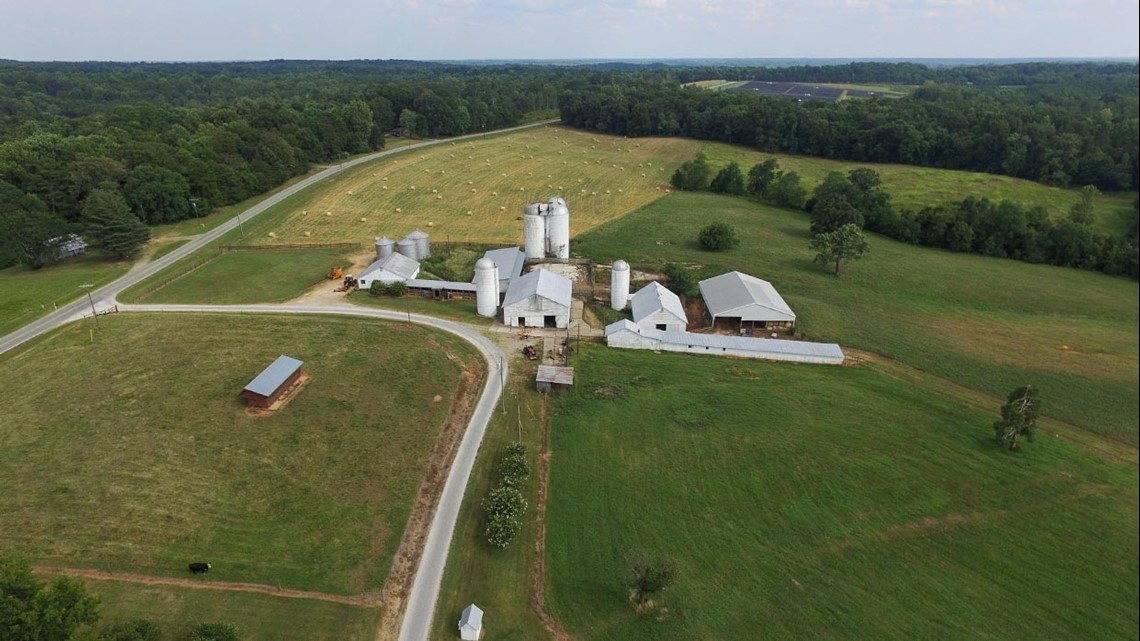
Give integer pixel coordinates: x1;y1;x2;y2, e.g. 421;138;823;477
374;236;394;260
396;237;418;260
611;259;630;311
523;203;546;260
474;257;500;318
546;198;570;259
406;229;430;259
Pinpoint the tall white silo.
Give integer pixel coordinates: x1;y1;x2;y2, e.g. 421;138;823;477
407;229;430;259
523;204;546;260
611;259;630;311
546;199;570;259
396;237;418;260
374;236;395;260
474;258;500;318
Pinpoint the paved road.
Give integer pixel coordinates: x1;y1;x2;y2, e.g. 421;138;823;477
0;119;558;356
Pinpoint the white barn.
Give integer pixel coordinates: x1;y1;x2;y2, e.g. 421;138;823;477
631;281;687;332
698;271;796;331
501;268;572;329
459;603;483;641
357;252;420;289
604;320;844;365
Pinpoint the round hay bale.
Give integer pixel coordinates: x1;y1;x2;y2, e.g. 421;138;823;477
304;231;312;237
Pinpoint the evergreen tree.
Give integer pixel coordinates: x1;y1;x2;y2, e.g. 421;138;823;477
80;187;150;258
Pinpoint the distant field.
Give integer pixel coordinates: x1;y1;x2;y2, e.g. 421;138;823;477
84;580;379;641
688;79;908;99
121;248;353;304
0;256;131;336
576;192;1139;443
0;313;473;595
546;345;1139;641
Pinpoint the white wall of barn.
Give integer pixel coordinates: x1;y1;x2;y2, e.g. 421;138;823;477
503;295;570;328
606;329;843;365
635;308;687;332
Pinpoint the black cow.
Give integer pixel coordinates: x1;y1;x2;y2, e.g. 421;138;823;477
188;562;212;574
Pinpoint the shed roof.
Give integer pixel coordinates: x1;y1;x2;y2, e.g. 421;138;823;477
476;247;526;284
604;320;842;361
631;281;687;325
536;365;575;385
459;604;483;630
502;268;572;308
362;252;420;281
698;271;795;322
244;355;303;397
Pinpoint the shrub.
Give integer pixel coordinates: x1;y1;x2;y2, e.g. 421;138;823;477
698;222;740;252
189;623;239;641
485;515;522;549
481;485;527;520
497;445;531;486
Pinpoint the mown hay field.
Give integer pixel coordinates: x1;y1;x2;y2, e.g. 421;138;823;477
0;313;475;596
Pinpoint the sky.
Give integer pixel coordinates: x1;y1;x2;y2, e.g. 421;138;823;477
2;0;1137;62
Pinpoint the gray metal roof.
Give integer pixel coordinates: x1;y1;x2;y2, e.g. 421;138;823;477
502;268;572;308
698;271;796;322
244;355;303;397
475;247;526;284
362;252;420;281
404;229;429;240
459;604;483;629
631;281;687;325
536;365;575;385
405;279;480;293
605;320;843;360
375;236;394;246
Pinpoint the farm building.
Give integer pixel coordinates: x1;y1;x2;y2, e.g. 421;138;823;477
49;234;87;260
536;365;574;393
631;281;687;332
242;355;305;408
502;268;572;328
474;246;526;289
458;603;483;640
357;252;421;289
604;320;844;365
698;271;796;331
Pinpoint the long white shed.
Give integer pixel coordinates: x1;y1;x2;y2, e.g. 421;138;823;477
604;320;844;365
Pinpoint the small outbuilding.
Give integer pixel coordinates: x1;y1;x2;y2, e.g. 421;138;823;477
631;281;687;332
501;268;572;329
536;365;574;393
49;234;87;260
242;355;305;409
458;603;483;641
357;252;421;289
698;271;796;332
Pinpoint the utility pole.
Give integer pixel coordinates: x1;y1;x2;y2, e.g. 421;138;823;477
79;284;98;327
499;356;506;414
236;212;246;238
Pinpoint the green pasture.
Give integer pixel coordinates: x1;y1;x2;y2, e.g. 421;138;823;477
0;256;131;337
83;581;379;641
545;345;1139;640
575;192;1139;443
0;313;473;595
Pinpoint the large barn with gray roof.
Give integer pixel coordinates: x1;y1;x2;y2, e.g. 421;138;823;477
698;271;796;332
501;268;572;328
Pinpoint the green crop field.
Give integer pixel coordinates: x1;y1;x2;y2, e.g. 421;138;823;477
545;345;1139;641
83;580;379;641
576;192;1139;444
121;248;353;304
0;256;132;336
0;313;476;596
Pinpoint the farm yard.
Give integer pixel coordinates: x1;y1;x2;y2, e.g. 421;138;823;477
545;345;1139;640
0;313;478;602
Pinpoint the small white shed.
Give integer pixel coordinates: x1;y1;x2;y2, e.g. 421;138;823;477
459;603;483;640
357;252;420;289
631;281;687;332
501;268;572;329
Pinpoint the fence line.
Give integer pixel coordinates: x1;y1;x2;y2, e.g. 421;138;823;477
220;242;362;252
133;252;222;303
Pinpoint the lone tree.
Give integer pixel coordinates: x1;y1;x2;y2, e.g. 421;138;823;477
810;223;870;277
670;152;711;191
993;385;1041;451
80;186;150;258
698;222;740;252
623;552;677;606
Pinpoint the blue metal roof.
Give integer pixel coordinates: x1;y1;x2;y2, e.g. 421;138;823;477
244;355;303;397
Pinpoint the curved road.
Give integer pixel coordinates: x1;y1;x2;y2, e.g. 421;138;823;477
1;122;553;639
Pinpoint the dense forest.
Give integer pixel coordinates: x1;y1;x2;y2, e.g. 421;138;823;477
2;59;1137;274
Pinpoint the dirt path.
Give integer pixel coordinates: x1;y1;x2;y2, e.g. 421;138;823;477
33;566;377;607
373;352;488;641
532;394;574;641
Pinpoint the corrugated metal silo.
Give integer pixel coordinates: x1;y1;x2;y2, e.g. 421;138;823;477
474;258;500;317
406;229;430;259
374;236;395;260
396;237;419;260
523;207;546;260
546;198;570;259
611;259;630;311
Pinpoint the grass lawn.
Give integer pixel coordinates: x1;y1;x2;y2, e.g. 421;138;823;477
430;349;554;640
575;192;1139;444
0;313;474;595
347;290;483;325
83;580;379;641
124;248;352;304
0;255;132;336
546;345;1139;641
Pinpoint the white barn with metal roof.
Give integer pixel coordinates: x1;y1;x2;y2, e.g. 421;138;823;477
698;271;796;330
604;320;843;365
631;281;688;332
357;252;420;289
501;268;572;328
